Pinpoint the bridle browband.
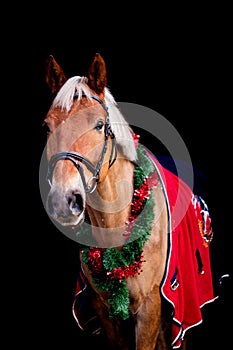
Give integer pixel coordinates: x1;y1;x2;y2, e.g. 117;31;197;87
47;93;117;193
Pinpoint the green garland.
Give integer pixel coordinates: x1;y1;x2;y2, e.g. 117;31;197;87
77;144;156;319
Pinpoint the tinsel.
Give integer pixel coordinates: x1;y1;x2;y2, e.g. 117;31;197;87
78;141;158;320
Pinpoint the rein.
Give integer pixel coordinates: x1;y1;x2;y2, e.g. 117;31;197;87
47;93;117;193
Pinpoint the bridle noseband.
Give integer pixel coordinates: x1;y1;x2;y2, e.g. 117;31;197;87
46;93;117;193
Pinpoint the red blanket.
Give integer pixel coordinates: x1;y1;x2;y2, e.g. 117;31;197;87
148;151;216;348
73;151;216;348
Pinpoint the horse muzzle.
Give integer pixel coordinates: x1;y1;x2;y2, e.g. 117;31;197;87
46;187;86;226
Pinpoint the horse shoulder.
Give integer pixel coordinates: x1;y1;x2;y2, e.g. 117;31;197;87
128;184;168;311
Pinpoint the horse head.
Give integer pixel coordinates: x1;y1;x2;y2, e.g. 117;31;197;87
43;53;136;230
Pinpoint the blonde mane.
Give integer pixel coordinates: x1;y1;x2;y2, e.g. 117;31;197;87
52;76;138;162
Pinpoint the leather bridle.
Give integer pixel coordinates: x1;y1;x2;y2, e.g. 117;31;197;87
46;93;117;193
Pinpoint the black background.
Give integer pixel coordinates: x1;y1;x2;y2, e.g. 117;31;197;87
11;5;231;349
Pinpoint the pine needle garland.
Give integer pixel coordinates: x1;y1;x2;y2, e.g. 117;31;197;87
78;144;157;319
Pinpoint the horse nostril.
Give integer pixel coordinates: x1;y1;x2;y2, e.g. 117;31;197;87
68;192;83;215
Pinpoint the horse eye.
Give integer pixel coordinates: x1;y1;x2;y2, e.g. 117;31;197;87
95;120;104;131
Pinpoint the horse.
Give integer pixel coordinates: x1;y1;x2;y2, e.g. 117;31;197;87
41;53;216;349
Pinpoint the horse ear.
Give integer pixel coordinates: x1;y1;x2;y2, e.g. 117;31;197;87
87;53;107;94
45;55;67;95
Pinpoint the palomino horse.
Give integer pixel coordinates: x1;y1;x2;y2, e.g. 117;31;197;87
41;53;215;349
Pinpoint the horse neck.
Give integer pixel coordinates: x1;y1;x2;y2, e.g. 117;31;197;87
86;157;135;248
